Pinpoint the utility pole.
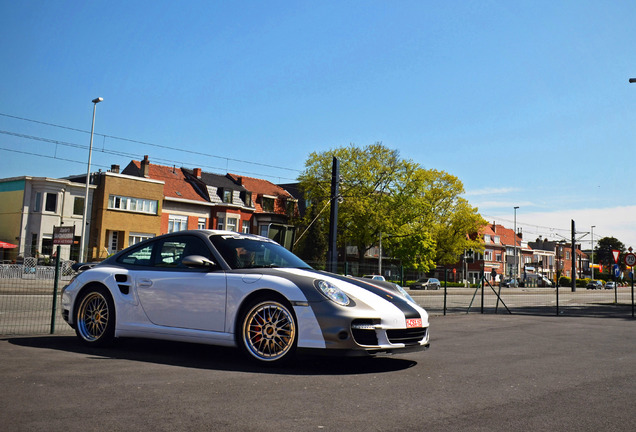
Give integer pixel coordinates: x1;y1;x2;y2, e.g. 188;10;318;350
327;157;340;273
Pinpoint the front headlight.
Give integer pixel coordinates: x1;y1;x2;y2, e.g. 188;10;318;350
314;280;350;306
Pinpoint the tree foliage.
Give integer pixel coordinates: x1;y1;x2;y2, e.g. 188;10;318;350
298;143;486;272
595;236;626;270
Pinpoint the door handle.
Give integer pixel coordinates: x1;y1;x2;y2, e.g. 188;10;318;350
138;279;153;288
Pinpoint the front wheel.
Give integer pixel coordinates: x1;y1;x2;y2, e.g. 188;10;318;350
240;298;297;363
75;286;115;346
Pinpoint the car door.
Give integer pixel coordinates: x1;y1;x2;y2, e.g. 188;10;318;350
134;234;227;332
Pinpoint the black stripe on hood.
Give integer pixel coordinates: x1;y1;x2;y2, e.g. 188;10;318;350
236;267;423;320
319;271;422;319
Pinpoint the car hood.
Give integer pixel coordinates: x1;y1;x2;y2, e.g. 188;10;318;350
264;268;427;320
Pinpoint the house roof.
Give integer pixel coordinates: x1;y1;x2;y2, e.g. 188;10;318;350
123;160;208;203
482;224;523;249
185;170;247;191
227;173;292;198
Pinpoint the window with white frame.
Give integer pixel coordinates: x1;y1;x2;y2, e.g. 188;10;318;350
226;216;239;232
262;196;275;213
484;250;493;261
198;218;206;229
108;195;158;215
217;217;224;230
168;215;188;233
484;235;491;243
129;233;154;246
242;220;250;233
494;236;500;244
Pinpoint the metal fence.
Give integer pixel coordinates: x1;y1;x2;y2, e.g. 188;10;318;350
1;265;634;337
0;262;75;336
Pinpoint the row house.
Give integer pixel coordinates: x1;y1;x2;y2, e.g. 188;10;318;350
0;176;93;262
445;222;588;285
227;173;298;250
87;166;164;260
117;156;298;251
446;224;548;285
474;223;534;284
182;168;254;233
555;242;589;279
0;155;298;263
122;157;211;236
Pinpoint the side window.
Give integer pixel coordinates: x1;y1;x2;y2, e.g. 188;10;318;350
117;244;154;266
155;236;212;268
157;241;187;267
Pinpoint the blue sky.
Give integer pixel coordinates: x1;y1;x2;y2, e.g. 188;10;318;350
2;1;636;248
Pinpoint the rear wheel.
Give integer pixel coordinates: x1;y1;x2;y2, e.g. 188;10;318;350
240;298;297;363
75;286;115;346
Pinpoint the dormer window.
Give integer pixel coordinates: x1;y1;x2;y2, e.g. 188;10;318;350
218;188;233;204
285;199;296;216
262;195;275;213
240;191;253;207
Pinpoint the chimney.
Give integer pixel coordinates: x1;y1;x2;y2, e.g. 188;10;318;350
141;155;150;178
194;168;202;178
237;176;243;185
110;164;120;174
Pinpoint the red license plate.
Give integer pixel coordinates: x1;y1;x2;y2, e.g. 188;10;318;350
406;318;422;328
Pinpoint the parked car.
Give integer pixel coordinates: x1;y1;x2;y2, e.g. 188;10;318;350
537;276;553;287
586;280;604;290
501;278;519;288
62;230;429;364
605;281;616;290
410;277;441;290
362;274;386;281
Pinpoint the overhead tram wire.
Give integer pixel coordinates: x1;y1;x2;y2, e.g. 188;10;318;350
0;112;302;174
0;128;300;182
482;213;608;246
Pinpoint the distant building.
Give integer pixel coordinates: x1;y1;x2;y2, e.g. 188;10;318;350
0;176;92;261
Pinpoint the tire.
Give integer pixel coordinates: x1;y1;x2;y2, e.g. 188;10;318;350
75;286;116;346
240;298;297;364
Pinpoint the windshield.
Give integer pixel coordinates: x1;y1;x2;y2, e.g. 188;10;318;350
210;234;311;270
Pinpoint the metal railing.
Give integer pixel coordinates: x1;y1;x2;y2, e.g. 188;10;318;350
1;263;633;337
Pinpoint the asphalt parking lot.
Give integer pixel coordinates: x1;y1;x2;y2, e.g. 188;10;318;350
1;313;635;432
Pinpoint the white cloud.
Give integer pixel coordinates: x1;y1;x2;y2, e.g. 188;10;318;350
465;187;519;196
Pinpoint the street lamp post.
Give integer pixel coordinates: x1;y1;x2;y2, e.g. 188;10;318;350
514;206;519;282
79;97;103;263
591;225;595;280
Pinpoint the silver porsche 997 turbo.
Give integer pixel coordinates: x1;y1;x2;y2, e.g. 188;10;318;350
62;230;430;364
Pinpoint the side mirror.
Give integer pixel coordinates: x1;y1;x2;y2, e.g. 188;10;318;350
182;255;217;269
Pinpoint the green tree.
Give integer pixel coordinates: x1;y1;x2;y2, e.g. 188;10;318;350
298;143;486;272
595;236;626;272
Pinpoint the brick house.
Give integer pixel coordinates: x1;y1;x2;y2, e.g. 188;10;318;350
227;174;298;249
181;168;254;234
121;156;212;236
88;167;164;259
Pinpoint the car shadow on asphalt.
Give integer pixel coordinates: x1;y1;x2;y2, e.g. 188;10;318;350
4;335;418;375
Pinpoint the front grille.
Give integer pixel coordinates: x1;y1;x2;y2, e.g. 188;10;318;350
386;327;428;345
351;319;379;346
